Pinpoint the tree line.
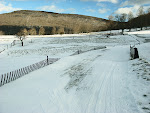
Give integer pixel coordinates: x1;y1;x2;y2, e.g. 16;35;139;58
18;27;65;35
108;6;150;34
0;26;69;35
0;24;103;35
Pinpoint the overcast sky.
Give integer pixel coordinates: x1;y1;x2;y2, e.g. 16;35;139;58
0;0;150;19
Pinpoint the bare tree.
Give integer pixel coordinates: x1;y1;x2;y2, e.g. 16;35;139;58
115;13;127;34
137;6;144;16
20;28;28;36
128;11;134;21
147;8;150;14
120;13;127;22
137;6;145;30
108;15;114;34
120;13;127;34
72;25;81;34
0;31;5;35
115;14;120;22
16;28;27;46
128;11;134;31
39;27;45;35
57;27;65;34
29;28;37;35
79;23;91;33
144;8;150;29
51;27;56;35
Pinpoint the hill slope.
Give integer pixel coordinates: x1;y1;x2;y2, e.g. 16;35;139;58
0;10;109;35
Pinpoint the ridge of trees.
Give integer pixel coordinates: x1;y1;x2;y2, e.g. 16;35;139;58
108;7;150;34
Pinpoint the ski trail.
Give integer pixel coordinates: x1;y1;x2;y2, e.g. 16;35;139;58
94;62;116;113
81;46;141;113
85;61;117;113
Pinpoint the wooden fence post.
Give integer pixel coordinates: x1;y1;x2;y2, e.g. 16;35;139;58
3;74;6;85
29;66;32;72
32;64;36;70
11;72;13;81
8;72;11;83
25;67;27;74
13;71;15;81
35;63;38;69
31;65;33;71
29;65;31;72
19;69;21;77
37;63;40;69
38;62;41;68
14;70;16;80
6;73;9;83
20;69;22;77
17;69;20;79
47;56;48;65
16;70;19;79
27;66;29;73
28;66;31;72
32;64;35;71
0;75;3;86
22;68;25;75
23;68;25;75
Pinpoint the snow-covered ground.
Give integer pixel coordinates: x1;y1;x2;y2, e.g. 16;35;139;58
0;34;136;74
0;30;150;113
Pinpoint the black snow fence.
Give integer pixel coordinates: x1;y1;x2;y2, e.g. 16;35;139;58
130;45;139;59
0;46;106;87
0;58;60;87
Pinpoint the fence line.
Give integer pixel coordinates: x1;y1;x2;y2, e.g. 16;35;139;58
0;46;106;87
71;46;106;56
0;58;60;87
0;40;19;54
0;49;5;53
98;32;123;36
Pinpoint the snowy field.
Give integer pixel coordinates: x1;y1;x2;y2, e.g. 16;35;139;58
0;30;150;113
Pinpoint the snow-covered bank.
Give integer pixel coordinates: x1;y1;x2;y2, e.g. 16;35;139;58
128;58;150;113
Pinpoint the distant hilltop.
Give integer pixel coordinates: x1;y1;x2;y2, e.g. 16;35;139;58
0;10;111;35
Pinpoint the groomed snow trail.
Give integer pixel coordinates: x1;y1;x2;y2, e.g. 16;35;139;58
81;46;141;113
0;46;141;113
61;46;141;113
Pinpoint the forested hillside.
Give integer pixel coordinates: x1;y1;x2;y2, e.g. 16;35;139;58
0;10;109;35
